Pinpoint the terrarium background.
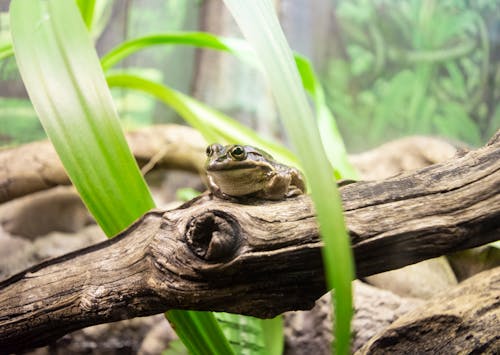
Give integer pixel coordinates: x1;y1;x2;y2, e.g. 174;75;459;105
1;0;499;151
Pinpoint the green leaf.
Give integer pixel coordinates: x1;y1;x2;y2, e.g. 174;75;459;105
10;2;234;354
107;73;286;355
162;339;189;355
76;0;96;29
101;32;249;71
222;1;354;354
0;10;14;60
295;54;359;179
10;0;154;236
0;41;13;60
106;72;299;168
260;316;284;355
101;32;356;178
216;313;267;354
76;0;112;39
167;310;234;355
435;103;482;145
444;62;467;99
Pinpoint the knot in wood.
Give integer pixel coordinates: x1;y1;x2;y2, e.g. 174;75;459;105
186;211;239;262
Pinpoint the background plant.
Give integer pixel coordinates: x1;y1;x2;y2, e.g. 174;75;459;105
326;0;499;151
2;0;498;150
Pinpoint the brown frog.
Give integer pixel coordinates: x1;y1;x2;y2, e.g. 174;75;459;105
205;143;306;200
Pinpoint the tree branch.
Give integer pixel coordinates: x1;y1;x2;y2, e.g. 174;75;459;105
0;125;206;203
0;135;498;352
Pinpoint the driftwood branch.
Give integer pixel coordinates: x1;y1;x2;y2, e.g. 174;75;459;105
0;123;467;204
356;266;500;354
0;125;206;203
0;135;499;352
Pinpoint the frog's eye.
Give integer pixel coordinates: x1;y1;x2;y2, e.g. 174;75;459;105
206;144;222;157
229;145;247;160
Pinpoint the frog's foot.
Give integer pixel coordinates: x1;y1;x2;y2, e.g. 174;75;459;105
285;187;304;198
210;189;241;202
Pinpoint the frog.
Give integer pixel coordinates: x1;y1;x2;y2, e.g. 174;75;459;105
204;143;306;200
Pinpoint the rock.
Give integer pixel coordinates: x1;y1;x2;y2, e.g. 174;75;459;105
0;230;35;280
364;257;457;299
139;318;179;355
0;186;93;239
23;315;168;355
349;136;464;180
284;281;423;354
356;267;500;354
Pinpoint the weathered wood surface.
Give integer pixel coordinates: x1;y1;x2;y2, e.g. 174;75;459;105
0;125;206;203
0;123;468;204
0;133;498;352
356;266;500;354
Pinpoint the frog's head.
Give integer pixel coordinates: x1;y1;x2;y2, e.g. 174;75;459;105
204;144;275;195
205;144;274;172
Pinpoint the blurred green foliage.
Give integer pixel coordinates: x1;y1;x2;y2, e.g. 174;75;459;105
2;0;499;150
326;0;500;151
0;98;43;145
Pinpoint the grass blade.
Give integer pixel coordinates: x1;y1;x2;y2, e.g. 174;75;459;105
102;32;356;178
10;2;234;354
106;72;299;168
10;0;154;236
107;71;283;354
167;310;234;355
0;42;13;60
76;0;96;29
295;54;359;179
260;316;284;355
222;1;355;353
101;32;238;71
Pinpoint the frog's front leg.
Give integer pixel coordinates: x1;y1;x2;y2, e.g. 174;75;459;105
259;171;293;200
207;175;234;200
288;168;306;196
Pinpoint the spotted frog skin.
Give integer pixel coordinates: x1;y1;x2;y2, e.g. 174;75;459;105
205;144;306;200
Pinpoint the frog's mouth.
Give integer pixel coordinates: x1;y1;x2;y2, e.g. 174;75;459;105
207;161;263;171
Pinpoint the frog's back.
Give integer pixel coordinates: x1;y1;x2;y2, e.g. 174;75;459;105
245;145;301;174
244;145;276;163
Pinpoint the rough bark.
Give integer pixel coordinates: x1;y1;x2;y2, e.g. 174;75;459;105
0;135;498;352
0;124;206;203
355;267;500;354
0;125;468;205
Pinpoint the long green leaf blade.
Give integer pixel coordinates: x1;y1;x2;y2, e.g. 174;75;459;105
101;32;356;178
76;0;96;29
101;32;237;71
10;2;234;354
0;42;13;60
10;0;154;236
167;310;234;355
260;316;284;355
222;1;355;354
294;54;359;180
107;72;281;355
106;72;299;168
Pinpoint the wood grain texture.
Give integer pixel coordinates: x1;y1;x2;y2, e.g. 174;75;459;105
0;125;206;203
355;266;500;354
0;134;498;352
